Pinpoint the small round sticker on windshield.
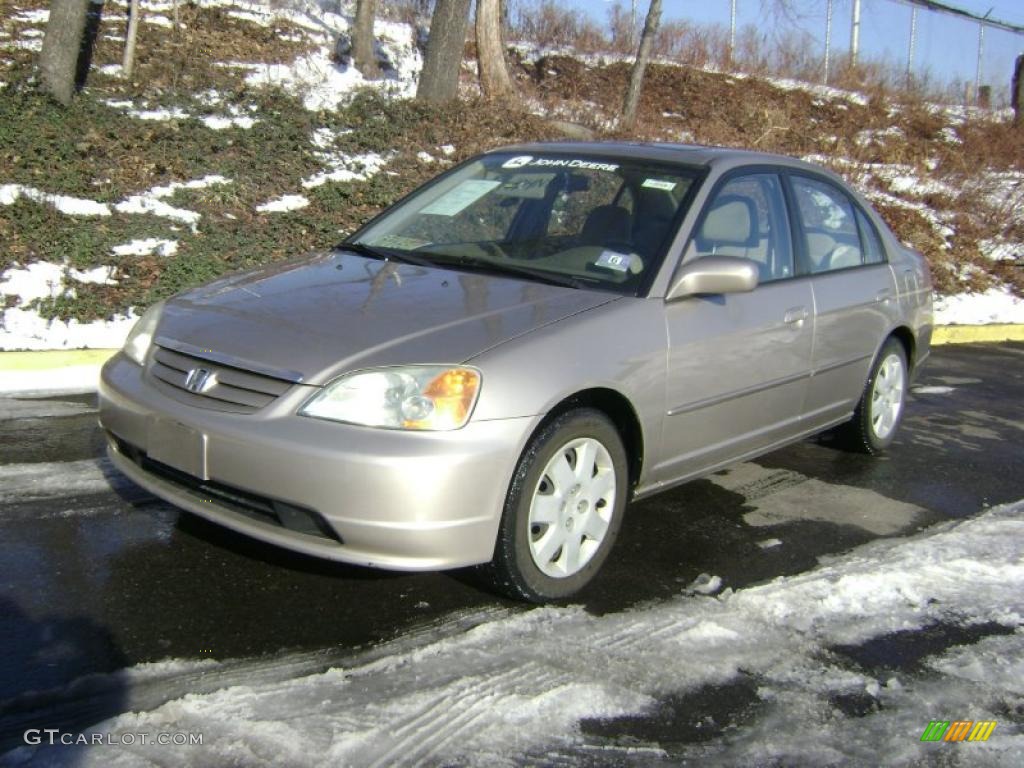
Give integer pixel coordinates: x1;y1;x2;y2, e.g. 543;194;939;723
502;155;534;169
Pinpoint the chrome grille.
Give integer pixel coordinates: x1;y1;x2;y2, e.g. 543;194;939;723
150;346;293;412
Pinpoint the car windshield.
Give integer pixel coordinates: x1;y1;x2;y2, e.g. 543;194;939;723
350;152;699;295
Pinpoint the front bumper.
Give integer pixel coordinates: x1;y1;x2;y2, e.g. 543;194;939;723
99;353;534;570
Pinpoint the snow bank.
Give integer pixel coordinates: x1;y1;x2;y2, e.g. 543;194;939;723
935;287;1024;325
11;499;1022;766
0;308;137;351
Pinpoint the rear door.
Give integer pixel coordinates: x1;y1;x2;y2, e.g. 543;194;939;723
657;172;814;483
786;174;898;428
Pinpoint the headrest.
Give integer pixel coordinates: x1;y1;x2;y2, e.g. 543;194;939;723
699;194;757;248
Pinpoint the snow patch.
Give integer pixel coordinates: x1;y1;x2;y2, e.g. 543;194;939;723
912;385;955;395
0;184;112;217
114;175;231;229
980;240;1022;262
302;151;389;188
228;3;422;111
144;14;174;27
69;266;118;286
255;194;310;213
11;9;50;23
111;238;179;257
0;262;67;303
200;114;257;130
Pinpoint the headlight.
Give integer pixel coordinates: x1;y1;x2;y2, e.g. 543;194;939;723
299;366;481;431
122;301;164;366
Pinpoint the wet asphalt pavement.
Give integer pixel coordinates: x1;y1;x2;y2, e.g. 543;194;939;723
0;342;1022;752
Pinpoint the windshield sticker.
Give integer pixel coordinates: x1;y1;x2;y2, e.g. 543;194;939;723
595;250;637;273
642;178;677;191
500;156;620;173
372;235;431;250
495;173;556;199
420;180;502;217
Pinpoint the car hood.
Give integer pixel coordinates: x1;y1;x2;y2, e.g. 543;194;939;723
156;250;617;385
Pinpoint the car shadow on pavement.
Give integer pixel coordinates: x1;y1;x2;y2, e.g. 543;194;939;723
580;475;883;616
0;596;127;762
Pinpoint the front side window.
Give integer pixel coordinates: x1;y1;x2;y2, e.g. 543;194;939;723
353;153;697;295
790;176;869;273
691;173;793;282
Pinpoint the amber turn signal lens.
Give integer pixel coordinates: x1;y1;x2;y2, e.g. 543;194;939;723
404;368;480;430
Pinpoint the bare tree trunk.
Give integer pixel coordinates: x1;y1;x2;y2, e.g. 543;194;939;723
123;0;141;78
475;0;514;101
1013;54;1023;126
416;0;472;104
39;0;90;105
621;0;661;131
353;0;381;79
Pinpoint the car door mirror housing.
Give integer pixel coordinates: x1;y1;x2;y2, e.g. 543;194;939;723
666;256;760;300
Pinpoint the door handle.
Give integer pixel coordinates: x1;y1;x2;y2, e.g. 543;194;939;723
876;288;893;303
783;307;809;325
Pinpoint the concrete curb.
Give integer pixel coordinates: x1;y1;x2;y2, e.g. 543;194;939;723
0;326;1020;373
931;324;1024;345
0;349;118;370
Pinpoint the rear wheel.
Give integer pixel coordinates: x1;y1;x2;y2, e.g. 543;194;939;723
483;408;627;603
837;337;908;454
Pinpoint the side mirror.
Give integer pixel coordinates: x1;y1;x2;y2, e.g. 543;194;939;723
666;256;760;301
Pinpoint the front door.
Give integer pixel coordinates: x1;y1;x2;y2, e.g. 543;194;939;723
655;172;814;484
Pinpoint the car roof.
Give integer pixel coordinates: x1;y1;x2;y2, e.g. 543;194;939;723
489;141;833;176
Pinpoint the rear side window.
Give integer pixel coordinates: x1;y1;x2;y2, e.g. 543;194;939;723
855;207;886;264
790;176;867;273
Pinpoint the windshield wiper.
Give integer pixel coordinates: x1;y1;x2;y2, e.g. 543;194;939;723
427;256;593;290
339;242;433;268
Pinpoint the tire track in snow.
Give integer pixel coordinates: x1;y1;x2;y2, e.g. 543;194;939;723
0;607;513;755
365;661;563;768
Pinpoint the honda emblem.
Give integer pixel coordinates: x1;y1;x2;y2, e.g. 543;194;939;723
184;367;214;394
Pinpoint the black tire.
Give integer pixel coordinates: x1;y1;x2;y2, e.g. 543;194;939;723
482;408;628;603
837;337;909;455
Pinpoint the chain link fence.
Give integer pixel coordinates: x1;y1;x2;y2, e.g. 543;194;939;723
500;0;1024;107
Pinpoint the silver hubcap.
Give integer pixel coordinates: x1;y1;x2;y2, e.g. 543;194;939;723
870;353;905;440
528;437;616;578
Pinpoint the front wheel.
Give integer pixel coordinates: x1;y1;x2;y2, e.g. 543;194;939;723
837;337;909;454
483;408;628;603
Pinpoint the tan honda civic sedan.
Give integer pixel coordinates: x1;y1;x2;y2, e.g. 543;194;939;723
99;142;933;602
